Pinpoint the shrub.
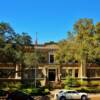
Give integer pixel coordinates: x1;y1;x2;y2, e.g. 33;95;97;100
64;76;79;87
77;80;88;86
30;87;50;96
0;82;22;92
64;85;71;90
44;88;49;93
89;81;100;87
77;87;100;93
8;82;22;92
22;88;33;94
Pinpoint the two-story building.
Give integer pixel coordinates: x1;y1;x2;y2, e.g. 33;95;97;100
0;42;100;87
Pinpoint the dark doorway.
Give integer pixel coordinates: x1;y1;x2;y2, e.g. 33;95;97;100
48;69;55;81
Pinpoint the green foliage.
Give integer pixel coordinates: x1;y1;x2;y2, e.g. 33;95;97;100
77;87;100;93
64;76;79;87
64;86;100;93
22;88;33;94
0;82;22;92
55;18;100;82
56;18;100;64
0;22;15;43
77;80;88;86
23;52;38;67
44;88;49;93
89;81;100;86
30;87;50;96
7;82;21;92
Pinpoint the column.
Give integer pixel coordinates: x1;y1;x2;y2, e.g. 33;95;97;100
15;64;19;79
72;69;75;78
55;68;58;83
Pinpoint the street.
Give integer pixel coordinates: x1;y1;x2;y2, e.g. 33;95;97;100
34;94;100;100
0;94;100;100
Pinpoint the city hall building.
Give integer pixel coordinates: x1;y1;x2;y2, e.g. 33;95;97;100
0;42;100;86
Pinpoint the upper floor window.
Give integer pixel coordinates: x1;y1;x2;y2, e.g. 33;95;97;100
49;53;54;64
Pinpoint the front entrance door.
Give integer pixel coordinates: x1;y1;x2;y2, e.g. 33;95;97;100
48;69;55;81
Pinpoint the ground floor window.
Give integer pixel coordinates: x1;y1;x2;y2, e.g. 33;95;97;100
96;69;100;77
24;69;35;79
61;69;67;79
36;69;44;78
87;69;95;77
23;68;45;79
68;69;72;76
0;69;15;78
17;65;21;77
75;69;78;77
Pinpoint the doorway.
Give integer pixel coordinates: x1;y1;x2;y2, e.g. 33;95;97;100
48;69;56;81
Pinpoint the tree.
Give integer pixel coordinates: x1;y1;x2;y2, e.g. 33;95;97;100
23;52;39;87
14;32;32;45
23;52;39;68
0;22;15;43
14;33;39;86
56;18;100;81
0;22;16;63
73;18;95;78
94;22;100;62
0;22;35;84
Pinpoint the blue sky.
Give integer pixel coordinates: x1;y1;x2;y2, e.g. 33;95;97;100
0;0;100;44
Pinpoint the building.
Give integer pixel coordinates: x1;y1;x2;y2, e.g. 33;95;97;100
0;42;100;87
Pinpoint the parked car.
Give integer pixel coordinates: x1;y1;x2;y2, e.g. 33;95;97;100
6;90;34;100
55;89;88;100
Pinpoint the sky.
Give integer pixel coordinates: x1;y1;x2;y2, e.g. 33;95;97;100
0;0;100;44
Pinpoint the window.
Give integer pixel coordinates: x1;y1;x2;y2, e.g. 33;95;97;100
67;91;72;93
0;69;15;78
17;66;21;77
96;69;100;77
61;69;67;79
36;69;44;78
70;91;77;93
68;69;72;76
24;69;35;79
87;69;95;77
31;69;35;78
49;53;54;63
75;69;78;77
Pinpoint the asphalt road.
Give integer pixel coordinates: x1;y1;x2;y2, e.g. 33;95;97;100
34;94;100;100
0;94;99;100
49;89;100;100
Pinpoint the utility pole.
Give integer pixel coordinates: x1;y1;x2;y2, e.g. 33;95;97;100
35;63;37;88
34;32;38;88
35;32;38;46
